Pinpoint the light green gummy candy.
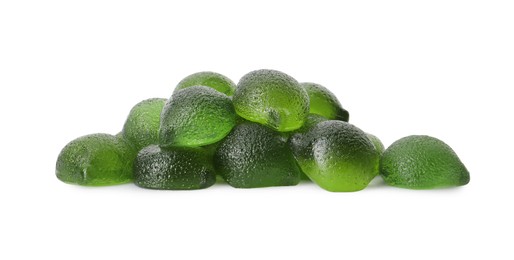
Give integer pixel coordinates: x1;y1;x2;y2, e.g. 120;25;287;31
232;69;309;132
56;133;136;186
300;82;349;122
160;86;236;147
174;71;236;96
122;98;166;151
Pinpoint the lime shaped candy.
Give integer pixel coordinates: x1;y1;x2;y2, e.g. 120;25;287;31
214;122;302;188
56;134;137;186
301;82;349;122
232;69;309;132
380;135;470;189
289;120;379;192
159;86;237;147
134;145;216;190
174;71;236;96
122;98;166;151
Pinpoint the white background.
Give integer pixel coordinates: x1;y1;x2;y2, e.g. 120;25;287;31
1;1;513;259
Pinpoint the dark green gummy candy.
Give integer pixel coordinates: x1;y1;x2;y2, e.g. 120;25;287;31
214;122;302;188
134;145;216;190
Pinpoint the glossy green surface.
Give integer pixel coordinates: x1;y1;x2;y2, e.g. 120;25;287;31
122;98;166;151
289;114;328;180
233;69;309;132
134;145;216;190
159;86;237;147
174;71;236;96
301;82;349;122
56;134;137;186
380;135;470;189
214;122;302;188
289;120;379;192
